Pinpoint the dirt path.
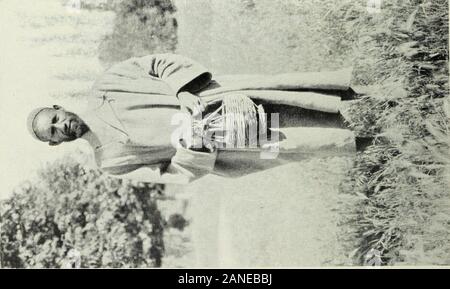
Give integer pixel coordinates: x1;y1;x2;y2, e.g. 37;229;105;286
184;156;353;267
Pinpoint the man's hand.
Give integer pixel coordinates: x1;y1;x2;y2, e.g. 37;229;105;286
178;91;206;117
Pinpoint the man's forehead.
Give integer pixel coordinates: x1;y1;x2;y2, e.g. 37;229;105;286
34;108;55;122
33;108;55;139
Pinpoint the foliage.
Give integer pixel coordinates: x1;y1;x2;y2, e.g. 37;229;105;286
0;157;165;268
337;0;450;265
98;0;177;66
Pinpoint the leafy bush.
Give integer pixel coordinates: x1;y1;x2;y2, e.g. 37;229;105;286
0;157;165;268
98;0;177;66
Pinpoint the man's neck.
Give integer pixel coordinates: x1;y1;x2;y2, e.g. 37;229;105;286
79;110;103;150
78;109;129;150
80;128;102;150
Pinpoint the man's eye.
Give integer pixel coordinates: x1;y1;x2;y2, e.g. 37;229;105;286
52;116;57;123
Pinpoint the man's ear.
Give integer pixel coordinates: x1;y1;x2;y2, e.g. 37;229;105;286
49;140;61;146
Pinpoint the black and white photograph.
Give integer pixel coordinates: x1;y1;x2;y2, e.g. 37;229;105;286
0;0;448;270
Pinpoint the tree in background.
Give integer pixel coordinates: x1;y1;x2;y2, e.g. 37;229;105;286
0;157;165;268
98;0;177;66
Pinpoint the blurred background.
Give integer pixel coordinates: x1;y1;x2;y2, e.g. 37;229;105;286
0;0;448;268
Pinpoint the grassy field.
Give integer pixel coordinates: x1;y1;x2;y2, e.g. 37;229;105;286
174;0;449;266
343;0;449;265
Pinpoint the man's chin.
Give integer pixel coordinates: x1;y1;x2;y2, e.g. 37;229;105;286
71;123;86;138
64;134;78;142
72;131;83;139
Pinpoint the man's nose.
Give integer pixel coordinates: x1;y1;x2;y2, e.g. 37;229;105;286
54;121;68;133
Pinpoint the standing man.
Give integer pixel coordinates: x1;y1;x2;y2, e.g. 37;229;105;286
27;53;360;184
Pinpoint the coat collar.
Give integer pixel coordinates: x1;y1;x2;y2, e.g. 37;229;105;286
82;93;130;150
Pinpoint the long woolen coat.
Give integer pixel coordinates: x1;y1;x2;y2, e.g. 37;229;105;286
86;53;355;184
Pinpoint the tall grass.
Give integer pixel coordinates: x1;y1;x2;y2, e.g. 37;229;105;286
338;0;449;265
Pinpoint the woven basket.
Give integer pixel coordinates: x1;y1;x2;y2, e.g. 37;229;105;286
193;94;266;149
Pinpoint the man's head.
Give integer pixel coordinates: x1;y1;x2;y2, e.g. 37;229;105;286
27;105;88;146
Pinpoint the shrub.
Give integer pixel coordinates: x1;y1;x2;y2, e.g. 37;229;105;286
0;157;165;268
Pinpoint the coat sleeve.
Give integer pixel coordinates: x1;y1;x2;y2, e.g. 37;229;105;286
132;53;213;96
103;147;217;185
93;54;212;97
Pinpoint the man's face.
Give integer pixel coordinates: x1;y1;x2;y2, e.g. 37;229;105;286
33;106;87;145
